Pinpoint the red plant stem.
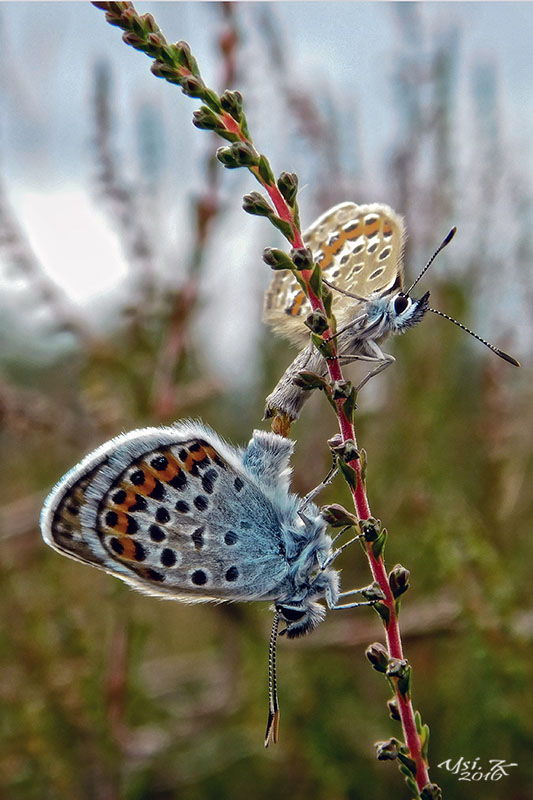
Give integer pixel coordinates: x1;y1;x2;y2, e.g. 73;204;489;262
94;3;432;790
176;57;432;779
245;170;430;787
177;87;430;777
220;112;306;248
196;87;429;790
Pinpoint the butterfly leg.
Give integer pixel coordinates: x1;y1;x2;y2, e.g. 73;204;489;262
323;312;369;343
337;340;395;393
325;584;375;610
319;530;362;569
299;460;339;512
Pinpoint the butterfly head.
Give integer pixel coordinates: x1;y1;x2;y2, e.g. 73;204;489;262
388;289;430;334
275;564;338;639
275;598;326;639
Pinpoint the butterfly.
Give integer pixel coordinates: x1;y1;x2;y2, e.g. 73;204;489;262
263;202;519;421
40;419;367;744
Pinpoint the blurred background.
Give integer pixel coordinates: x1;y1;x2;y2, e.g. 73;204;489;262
0;2;532;798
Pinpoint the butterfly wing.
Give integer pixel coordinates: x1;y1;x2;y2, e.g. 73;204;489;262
41;422;291;603
263;202;406;346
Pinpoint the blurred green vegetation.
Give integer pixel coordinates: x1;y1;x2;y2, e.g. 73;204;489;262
1;4;532;799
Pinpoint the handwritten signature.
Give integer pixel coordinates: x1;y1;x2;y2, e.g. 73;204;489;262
437;757;518;781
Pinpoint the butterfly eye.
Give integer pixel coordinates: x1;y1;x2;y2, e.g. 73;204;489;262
394;294;409;315
276;605;306;622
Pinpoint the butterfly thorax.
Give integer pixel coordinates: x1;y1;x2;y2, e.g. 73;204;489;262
273;523;340;638
276;564;340;639
354;290;430;343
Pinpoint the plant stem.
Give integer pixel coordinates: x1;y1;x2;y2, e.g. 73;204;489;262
92;2;433;791
290;250;431;793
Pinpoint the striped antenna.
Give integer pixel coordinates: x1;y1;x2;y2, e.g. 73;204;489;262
264;612;281;747
409;226;519;365
428;307;520;366
406;226;457;295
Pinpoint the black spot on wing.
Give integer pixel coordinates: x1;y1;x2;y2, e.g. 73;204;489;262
155;507;170;524
194;496;209;511
130;494;147;512
149;524;165;542
192;527;204;549
225;566;239;582
201;469;218;495
161;548;177;567
169;471;188;491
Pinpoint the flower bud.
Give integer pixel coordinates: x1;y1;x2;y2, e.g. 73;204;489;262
362;582;387;603
290;247;314;271
331;380;352;400
292;371;329;391
305;310;329;335
360;517;381;542
320;504;359;528
262;248;294;271
242;191;273;216
192;106;221;131
122;31;146;51
389;564;410;599
375;738;401;761
387;697;401;721
181;76;206;98
217;142;258;169
220;89;243;120
365;642;390;673
420;784;443;800
277;171;299;206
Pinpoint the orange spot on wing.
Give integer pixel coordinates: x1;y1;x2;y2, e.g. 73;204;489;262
183;454;195;472
147;451;183;482
288;291;306;317
318;224;364;270
133;471;157;496
343;222;364;241
112;489;138;512
204;445;220;462
364;219;380;236
118;538;138;561
108;511;130;535
192;446;208;462
180;448;210;472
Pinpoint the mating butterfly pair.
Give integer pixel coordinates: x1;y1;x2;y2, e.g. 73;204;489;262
264;202;518;421
41;203;518;743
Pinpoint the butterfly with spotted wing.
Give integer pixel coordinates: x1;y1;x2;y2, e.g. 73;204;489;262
264;202;519;421
41;419;368;745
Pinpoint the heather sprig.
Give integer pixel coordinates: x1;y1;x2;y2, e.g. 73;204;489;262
92;3;440;795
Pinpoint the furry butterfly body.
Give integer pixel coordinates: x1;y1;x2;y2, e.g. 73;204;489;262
263;201;518;421
264;202;427;420
41;420;341;637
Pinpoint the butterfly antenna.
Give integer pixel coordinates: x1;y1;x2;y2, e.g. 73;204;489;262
428;307;520;366
322;277;367;302
406;227;457;295
264;612;281;747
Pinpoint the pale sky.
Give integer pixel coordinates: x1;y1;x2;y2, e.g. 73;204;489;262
1;2;532;372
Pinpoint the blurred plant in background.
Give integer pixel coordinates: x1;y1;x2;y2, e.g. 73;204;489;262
0;3;531;799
